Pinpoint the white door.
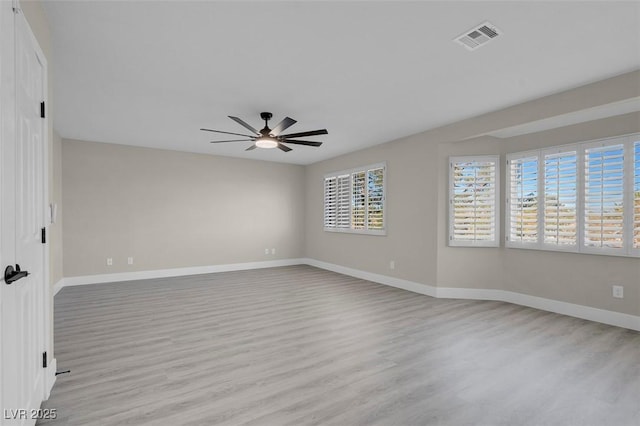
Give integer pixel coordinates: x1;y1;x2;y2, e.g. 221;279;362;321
0;3;49;425
0;0;17;420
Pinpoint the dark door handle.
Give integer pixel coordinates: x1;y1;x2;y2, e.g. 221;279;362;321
4;264;29;285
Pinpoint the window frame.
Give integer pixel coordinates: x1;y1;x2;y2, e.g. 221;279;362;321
323;162;387;236
632;140;640;257
505;133;639;258
448;155;500;248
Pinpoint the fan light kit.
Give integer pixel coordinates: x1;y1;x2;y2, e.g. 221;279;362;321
201;112;327;153
255;137;278;149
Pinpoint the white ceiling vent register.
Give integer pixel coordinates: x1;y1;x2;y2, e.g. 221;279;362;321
454;22;501;51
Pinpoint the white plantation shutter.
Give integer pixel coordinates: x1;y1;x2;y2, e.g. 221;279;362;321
336;175;351;229
367;167;384;230
449;156;499;247
352;171;366;229
324;174;350;229
324;163;386;234
634;141;640;250
507;155;538;245
543;150;577;247
323;177;337;228
583;143;625;250
506;135;638;257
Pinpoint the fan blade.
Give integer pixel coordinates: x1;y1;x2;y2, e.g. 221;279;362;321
228;116;259;135
277;143;292;152
270;117;297;136
279;139;322;147
245;144;257;151
279;129;328;139
209;139;253;143
201;128;256;138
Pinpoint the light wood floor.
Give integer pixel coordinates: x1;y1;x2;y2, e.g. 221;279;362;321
40;265;639;426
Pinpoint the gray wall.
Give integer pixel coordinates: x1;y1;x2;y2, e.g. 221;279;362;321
436;113;640;316
62;140;305;277
305;133;439;289
305;75;640;317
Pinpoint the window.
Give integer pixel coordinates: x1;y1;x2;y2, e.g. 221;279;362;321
352;171;366;229
367;167;385;231
506;134;639;257
323;174;350;229
543;148;577;248
449;156;500;247
337;175;351;229
323;176;337;228
507;154;538;245
583;142;624;251
323;163;386;234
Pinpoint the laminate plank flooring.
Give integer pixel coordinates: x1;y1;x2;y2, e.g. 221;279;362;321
39;265;640;426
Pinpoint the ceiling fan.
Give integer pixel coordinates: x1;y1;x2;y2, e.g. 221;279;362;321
201;112;328;152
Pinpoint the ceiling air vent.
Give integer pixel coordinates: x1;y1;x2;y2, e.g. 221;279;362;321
454;22;501;51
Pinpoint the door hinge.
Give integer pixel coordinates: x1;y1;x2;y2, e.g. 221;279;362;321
40;101;45;118
42;351;47;368
41;227;46;244
12;0;21;13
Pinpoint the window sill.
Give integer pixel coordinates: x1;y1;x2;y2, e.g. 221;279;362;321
448;241;499;248
505;243;640;258
324;228;386;236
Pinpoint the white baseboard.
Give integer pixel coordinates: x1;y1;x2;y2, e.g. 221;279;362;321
303;258;439;297
45;357;56;400
303;258;640;331
53;257;640;331
58;259;306;288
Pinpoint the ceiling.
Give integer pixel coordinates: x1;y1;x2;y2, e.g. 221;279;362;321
43;1;640;165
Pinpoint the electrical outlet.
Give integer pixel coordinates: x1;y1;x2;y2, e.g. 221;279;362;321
127;257;133;265
389;260;395;270
612;285;624;299
264;248;269;255
106;258;113;266
271;248;276;255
